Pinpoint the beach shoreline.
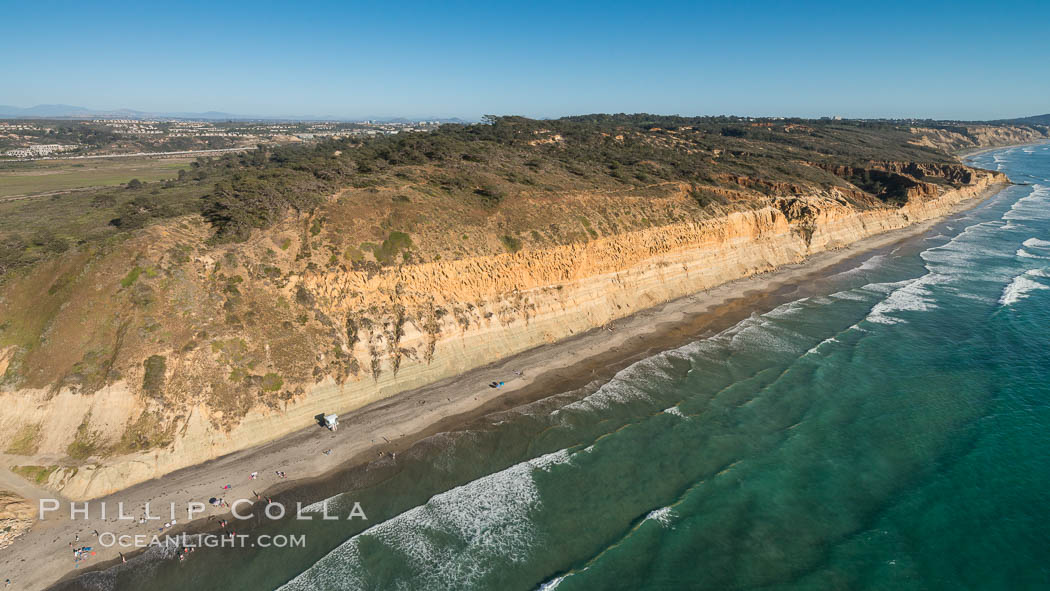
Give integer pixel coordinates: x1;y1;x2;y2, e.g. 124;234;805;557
1;179;1009;591
954;139;1049;159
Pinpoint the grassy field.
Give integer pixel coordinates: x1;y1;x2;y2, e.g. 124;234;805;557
0;157;194;197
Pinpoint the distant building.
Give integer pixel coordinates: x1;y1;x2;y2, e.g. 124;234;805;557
4;144;80;158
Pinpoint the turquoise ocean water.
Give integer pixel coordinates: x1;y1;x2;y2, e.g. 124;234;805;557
68;144;1050;590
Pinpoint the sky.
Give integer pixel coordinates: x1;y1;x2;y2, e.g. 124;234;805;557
2;0;1048;121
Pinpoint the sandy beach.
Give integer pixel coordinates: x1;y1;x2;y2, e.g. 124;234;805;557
954;140;1049;159
0;181;1008;591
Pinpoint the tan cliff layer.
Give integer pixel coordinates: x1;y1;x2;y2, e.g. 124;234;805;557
910;124;1049;154
0;491;33;551
0;164;1006;500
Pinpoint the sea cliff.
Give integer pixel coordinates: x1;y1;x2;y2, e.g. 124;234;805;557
0;160;1007;499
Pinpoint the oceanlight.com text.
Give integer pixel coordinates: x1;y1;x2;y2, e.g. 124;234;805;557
98;532;308;549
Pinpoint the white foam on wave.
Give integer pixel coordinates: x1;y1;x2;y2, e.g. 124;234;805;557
804;336;839;356
298;498;328;514
864;198;1050;324
538;575;568;590
1017;248;1050;260
643;506;676;527
728;319;800;352
557;296;818;417
553;373;653;416
1023;237;1050;248
279;449;573;590
920;221;1006;273
999;270;1050;306
1003;185;1049;222
663;406;686;418
828;289;869;302
534;505;682;590
865;275;942;325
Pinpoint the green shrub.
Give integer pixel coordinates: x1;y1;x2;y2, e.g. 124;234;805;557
142;355;166;396
501;235;522;253
374;231;413;265
261;372;283;392
121;266;142;288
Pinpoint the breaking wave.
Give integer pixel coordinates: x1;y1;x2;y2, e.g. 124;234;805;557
999;270;1050;306
643;506;676;527
1022;237;1050;248
865;275;941;325
663;406;686;418
279;450;572;590
1016;248;1050;260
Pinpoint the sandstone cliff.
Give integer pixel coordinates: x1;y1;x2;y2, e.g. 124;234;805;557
909;124;1049;154
0;159;1006;499
0;492;32;551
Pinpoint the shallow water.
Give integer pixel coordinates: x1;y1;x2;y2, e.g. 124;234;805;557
69;144;1050;590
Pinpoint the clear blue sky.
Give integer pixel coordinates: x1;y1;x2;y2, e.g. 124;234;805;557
3;0;1048;120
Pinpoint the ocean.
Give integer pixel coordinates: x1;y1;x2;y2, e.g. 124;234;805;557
69;144;1050;590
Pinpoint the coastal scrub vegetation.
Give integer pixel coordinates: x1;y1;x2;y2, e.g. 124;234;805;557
0;114;1037;277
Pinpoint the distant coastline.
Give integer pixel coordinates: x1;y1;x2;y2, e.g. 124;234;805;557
956;139;1050;159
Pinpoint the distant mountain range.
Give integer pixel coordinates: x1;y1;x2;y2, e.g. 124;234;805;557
0;104;471;123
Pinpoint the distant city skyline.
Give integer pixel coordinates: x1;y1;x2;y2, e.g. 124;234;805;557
3;0;1048;121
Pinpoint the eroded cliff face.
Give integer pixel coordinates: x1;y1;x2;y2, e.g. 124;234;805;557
910;124;1049;154
0;163;1007;499
0;492;33;551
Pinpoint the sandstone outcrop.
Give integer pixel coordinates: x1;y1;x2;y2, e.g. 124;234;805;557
910;124;1049;153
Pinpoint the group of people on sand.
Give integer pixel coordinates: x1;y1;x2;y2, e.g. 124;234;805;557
489;369;525;389
72;544;95;568
176;545;197;562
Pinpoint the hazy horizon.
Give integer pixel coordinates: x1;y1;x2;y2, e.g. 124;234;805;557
0;102;1044;124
